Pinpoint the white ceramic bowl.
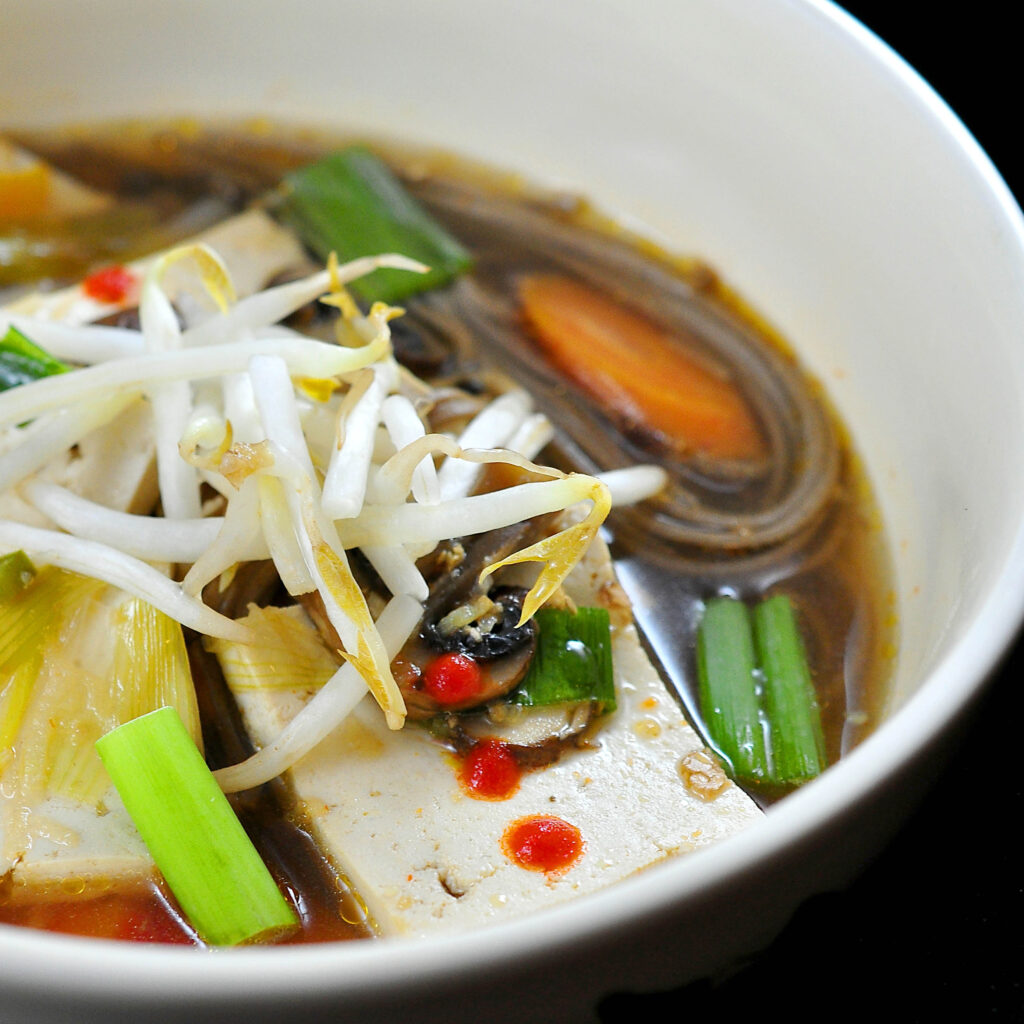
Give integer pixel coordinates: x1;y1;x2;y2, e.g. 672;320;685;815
3;2;1023;1021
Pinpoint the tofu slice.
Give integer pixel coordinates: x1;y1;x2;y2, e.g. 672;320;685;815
0;795;152;903
226;533;763;937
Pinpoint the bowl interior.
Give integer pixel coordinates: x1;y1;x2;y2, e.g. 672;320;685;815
3;0;1024;1015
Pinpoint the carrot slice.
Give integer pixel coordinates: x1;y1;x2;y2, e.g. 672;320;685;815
518;274;764;460
0;162;50;221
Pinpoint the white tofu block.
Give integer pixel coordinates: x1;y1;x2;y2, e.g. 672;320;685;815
229;535;763;937
0;795;154;902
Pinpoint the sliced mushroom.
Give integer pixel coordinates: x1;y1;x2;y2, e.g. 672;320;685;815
417;520;538;627
389;515;555;721
423;585;535;661
454;701;600;769
394;622;537;721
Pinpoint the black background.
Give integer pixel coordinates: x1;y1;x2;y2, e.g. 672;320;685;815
602;3;1022;1019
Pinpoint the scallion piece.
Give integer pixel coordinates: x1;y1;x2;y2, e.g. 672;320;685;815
95;706;299;946
276;147;472;304
696;596;769;782
1;324;70;393
0;549;36;602
753;593;826;783
512;607;615;712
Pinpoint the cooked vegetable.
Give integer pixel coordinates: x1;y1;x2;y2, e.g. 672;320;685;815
0;324;69;392
753;594;826;783
205;604;338;693
210;594;423;795
426;585;536;664
697;593;825;785
0;328;387;429
0;567;200;811
95;706;299;946
1;137;111;222
0;549;34;601
512;607;615;712
0;149;50;221
518;274;764;461
276;147;472;303
696;596;769;781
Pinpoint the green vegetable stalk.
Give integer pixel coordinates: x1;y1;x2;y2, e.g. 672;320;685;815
276;146;472;304
1;324;69;393
513;606;616;712
96;706;299;946
754;594;826;783
696;593;826;787
696;596;769;781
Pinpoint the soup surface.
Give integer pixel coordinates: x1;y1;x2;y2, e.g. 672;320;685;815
0;122;894;945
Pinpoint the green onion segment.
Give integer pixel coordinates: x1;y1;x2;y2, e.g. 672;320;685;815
96;706;299;947
1;324;70;393
697;593;825;786
753;593;826;783
696;596;769;782
513;606;615;712
276;147;472;304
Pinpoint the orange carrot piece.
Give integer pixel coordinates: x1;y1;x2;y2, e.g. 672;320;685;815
518;274;764;461
0;162;50;221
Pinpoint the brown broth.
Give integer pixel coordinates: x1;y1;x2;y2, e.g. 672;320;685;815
0;875;369;946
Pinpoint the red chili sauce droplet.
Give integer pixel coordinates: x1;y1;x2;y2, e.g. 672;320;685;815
460;739;521;800
82;264;137;304
502;815;584;875
422;652;482;706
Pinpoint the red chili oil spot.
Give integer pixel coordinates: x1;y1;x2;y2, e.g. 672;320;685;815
422;652;482;705
501;814;584;875
81;264;137;304
459;739;522;800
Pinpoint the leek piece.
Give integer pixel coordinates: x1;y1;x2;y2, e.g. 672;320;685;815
753;594;826;783
0;549;35;602
0;568;107;784
112;595;203;742
96;706;299;947
205;604;337;692
696;596;769;781
512;607;615;712
1;567;202;821
277;147;471;304
0;324;69;392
